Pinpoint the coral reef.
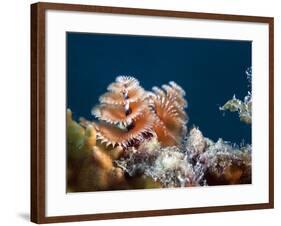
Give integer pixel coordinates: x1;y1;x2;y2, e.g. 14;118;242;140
67;75;252;192
116;128;251;188
199;138;251;185
115;136;204;188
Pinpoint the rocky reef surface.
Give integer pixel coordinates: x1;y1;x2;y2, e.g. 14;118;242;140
67;76;251;192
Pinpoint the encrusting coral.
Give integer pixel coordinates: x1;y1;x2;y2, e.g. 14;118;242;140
67;109;128;192
76;145;128;191
67;75;252;192
200;138;251;185
116;128;251;187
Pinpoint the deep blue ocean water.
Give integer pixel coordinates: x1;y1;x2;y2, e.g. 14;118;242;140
67;32;251;144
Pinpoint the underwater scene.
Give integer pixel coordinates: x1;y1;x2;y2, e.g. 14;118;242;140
67;32;252;192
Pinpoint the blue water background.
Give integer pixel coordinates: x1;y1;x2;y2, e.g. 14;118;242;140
67;32;252;144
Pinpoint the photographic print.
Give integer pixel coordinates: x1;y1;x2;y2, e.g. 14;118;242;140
66;32;252;192
31;3;273;223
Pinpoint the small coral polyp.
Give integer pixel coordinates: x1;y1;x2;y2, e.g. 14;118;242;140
91;76;187;149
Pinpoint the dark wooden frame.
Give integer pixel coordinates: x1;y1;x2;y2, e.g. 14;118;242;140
31;2;274;224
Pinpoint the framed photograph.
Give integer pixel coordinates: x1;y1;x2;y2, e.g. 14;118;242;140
31;2;274;223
